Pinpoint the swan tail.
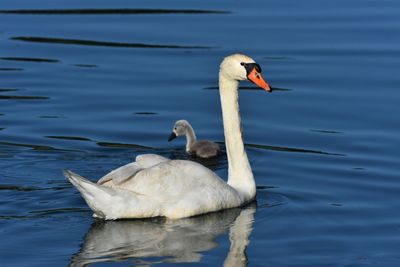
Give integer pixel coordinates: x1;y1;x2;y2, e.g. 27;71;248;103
64;169;118;219
64;169;161;219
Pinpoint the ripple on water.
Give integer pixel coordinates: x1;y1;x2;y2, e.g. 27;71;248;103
0;88;20;92
45;136;92;142
38;115;67;119
310;129;343;134
0;57;59;63
96;141;153;150
0;95;49;100
245;142;345;156
0;184;41;192
0;140;82;152
0;67;24;71
11;36;213;49
134;112;159;115
0;8;231;15
72;64;98;68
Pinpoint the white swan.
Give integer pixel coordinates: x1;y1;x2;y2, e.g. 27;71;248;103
64;53;271;219
168;119;220;158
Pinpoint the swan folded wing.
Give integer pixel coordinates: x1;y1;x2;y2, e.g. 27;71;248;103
135;154;170;168
97;162;143;185
117;160;221;194
97;154;170;185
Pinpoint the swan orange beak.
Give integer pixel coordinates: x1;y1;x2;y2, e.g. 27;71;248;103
247;68;271;92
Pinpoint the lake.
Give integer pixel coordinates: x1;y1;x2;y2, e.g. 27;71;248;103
1;0;399;266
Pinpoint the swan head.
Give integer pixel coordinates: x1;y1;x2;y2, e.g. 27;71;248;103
220;53;271;92
168;120;190;141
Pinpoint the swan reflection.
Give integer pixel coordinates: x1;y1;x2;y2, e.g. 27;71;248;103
70;205;256;266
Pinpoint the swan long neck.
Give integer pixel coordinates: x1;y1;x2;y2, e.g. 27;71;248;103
219;72;256;201
185;123;197;152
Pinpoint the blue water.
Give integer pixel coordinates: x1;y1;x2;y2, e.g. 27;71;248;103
1;0;400;266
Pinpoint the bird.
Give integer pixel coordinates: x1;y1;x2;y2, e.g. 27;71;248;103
168;119;220;158
64;53;271;220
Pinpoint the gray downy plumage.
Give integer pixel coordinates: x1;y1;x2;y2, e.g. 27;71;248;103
168;120;220;158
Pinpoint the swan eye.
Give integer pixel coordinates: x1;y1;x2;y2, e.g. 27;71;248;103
255;64;262;73
241;62;262;74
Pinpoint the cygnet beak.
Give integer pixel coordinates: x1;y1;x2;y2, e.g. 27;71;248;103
168;132;177;142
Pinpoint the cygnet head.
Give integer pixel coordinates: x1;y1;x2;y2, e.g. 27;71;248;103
220;53;271;92
168;120;190;141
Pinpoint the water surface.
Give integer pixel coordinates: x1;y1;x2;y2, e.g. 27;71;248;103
1;0;400;266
